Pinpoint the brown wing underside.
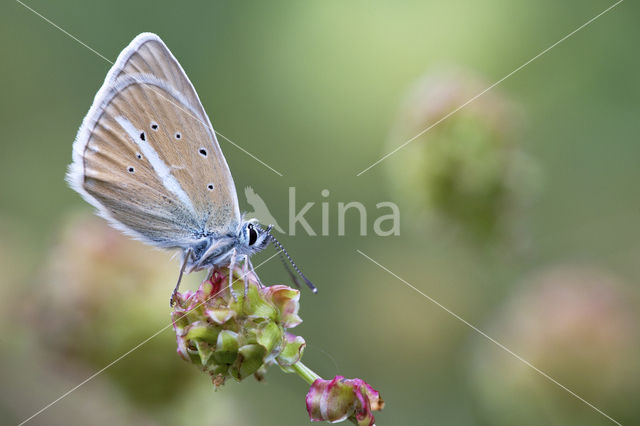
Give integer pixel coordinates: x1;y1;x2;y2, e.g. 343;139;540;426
75;35;240;247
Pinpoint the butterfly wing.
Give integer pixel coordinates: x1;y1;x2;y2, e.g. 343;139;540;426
67;33;241;248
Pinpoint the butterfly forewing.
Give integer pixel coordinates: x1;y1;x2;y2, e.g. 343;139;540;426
111;37;209;124
68;33;241;248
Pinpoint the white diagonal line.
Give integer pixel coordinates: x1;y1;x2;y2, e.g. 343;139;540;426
15;0;284;176
17;251;281;426
356;249;622;425
215;129;284;176
17;322;170;426
15;0;112;65
356;0;624;176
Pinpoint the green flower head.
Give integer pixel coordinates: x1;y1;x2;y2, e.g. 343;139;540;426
172;266;306;388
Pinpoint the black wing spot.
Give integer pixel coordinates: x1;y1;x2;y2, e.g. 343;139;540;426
128;167;135;173
175;132;182;140
199;148;207;157
207;184;214;191
151;122;158;130
136;153;142;159
140;132;145;141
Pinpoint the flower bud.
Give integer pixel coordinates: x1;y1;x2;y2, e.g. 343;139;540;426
306;376;384;426
172;267;306;388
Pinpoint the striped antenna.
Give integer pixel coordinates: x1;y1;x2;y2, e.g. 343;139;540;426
267;231;318;293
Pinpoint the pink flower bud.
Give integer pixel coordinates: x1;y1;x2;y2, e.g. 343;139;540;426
306;376;384;426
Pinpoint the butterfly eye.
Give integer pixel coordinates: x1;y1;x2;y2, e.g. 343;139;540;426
248;224;258;246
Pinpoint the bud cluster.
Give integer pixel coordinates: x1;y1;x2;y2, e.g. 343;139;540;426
172;267;305;387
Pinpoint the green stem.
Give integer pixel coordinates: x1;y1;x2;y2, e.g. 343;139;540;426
290;361;321;385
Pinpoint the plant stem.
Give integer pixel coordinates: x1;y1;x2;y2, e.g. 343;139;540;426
290;361;321;385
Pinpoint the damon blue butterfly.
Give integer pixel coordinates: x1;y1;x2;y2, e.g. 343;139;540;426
67;33;315;304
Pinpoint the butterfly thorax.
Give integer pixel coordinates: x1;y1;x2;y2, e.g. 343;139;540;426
185;220;271;272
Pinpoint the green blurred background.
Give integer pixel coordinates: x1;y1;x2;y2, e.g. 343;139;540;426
1;0;639;425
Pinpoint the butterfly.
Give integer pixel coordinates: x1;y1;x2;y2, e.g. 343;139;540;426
67;33;315;304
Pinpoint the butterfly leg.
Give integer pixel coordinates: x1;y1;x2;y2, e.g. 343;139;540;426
170;249;192;307
247;257;263;288
228;248;238;301
242;255;250;298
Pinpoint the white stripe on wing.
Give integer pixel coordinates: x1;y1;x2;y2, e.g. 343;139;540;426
115;115;195;213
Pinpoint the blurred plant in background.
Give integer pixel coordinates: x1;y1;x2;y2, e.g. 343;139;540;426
471;266;640;425
0;218;29;330
24;213;201;408
386;68;540;242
